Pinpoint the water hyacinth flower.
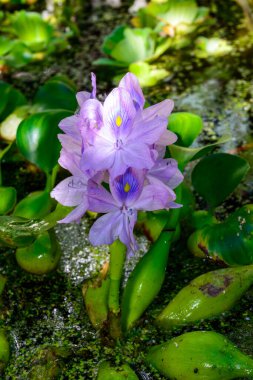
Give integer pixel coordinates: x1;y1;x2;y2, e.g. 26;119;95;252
51;72;183;254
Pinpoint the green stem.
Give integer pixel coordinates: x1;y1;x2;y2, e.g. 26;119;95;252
108;240;127;315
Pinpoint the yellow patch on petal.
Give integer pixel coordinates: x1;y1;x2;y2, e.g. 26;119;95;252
116;115;122;127
124;182;131;192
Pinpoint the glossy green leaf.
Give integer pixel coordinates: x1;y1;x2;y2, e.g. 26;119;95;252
4;41;34;68
156;265;253;330
0;36;14;56
0;186;17;215
188;204;253;266
102;26;156;65
16;110;71;172
33;78;77;112
168;112;203;147
9;11;53;52
129;62;169;87
146;331;253;380
192;153;250;208
0;203;72;248
168;134;230;168
0;81;27;122
97;361;138;380
16;230;61;274
13;191;53;219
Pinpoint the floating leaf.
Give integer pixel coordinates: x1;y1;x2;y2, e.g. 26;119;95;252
33;78;77;112
156;265;253;330
0;36;14;56
188;204;253;265
0;186;17;215
129;61;169;87
16;230;61;274
16;110;71;172
9;11;53;52
168;134;230;168
0;81;27;122
192;153;250;208
97;361;138;380
0;204;71;248
13;191;53;219
168;112;203;147
146;331;253;380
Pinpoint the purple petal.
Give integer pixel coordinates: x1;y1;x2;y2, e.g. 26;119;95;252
59;115;80;139
141;99;174;122
88;181;119;212
76;91;90;107
91;72;97;99
80;99;103;130
59;149;83;177
58;202;88;224
130;116;168;145
58;134;82;155
108;150;128;179
119;72;145;111
51;176;88;206
156;129;177;146
89;211;124;246
133;184;171;211
110;168;144;205
122;142;154;170
148;158;183;189
120;211;138;255
103;87;136;137
81;139;115;172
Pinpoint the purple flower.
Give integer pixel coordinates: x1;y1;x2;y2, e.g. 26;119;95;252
51;72;183;253
88;168;177;254
81;81;176;178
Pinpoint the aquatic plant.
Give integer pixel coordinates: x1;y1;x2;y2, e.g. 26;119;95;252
0;11;69;70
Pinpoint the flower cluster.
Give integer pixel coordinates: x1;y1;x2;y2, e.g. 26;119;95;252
51;73;183;255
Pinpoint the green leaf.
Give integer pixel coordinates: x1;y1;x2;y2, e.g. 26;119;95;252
0;36;14;56
129;62;169;87
168;112;203;147
16;110;71;172
13;191;53;219
33;78;77;112
0;81;27;122
93;57;128;67
16;230;61;274
192;153;250;208
0;186;17;215
4;41;34;68
188;204;253;265
168;135;230;168
102;26;156;65
0;203;71;248
9;11;53;52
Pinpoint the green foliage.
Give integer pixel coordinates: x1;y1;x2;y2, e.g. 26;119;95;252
16;230;61;274
146;331;253;379
137;0;209;36
95;25;170;67
168;112;203;147
97;361;138;380
168;135;230;169
129;61;169;87
33;76;77;112
188;204;253;266
156;265;253;329
16;110;71;173
192;153;250;209
0;81;27;122
0;186;17;215
0;11;69;68
13;191;53;219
